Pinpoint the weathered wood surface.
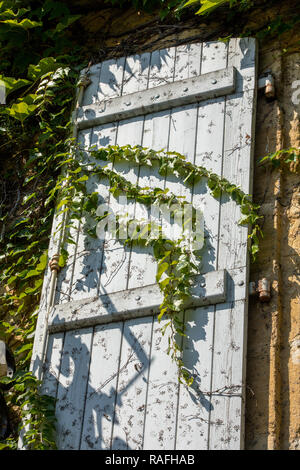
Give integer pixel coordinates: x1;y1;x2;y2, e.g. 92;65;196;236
34;39;257;450
76;66;236;129
48;269;227;333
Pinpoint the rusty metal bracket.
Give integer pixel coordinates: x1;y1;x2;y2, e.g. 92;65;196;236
249;278;271;302
49;253;61;273
77;73;92;89
258;73;275;99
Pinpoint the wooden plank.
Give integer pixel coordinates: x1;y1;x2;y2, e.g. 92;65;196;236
80;322;122;449
40;332;64;397
69;123;117;302
176;305;214;450
193;40;228;274
107;53;155;450
97;53;150;296
126;109;169;289
55;128;91;305
111;317;153;450
108;51;172;449
174;43;202;80
217;38;257;270
193;97;226;274
96;57;126;101
175;41;229;450
138;47;183;445
208;37;257;450
122;52;151;94
98;122;145;296
143;44;200;450
65;57;126;303
143;316;180;450
148;46;176;88
81;63;102;106
177;267;247;450
55;327;93;449
208;299;248;450
217;86;257;269
201;41;228;74
30;193;67;379
48;269;228;333
228;37;256;93
79;57;125;300
127;43;201;293
76;67;236;129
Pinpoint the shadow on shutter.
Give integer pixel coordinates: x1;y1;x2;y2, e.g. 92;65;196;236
29;39;257;450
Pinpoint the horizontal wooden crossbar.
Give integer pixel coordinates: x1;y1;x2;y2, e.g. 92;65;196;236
47;267;248;333
75;66;236;129
48;269;228;332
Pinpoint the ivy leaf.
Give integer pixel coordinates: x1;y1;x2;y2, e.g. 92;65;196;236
15;343;33;355
0;75;31;98
0;7;29;20
23;269;40;279
27;57;60;81
195;0;230;15
75;175;88;183
7;275;17;285
4;94;37;123
159;277;171;290
59;248;68;268
157;307;168;321
56;198;70;211
54;14;81;33
21;278;43;295
0;18;42;29
36;252;48;272
156;262;169;282
251;244;259;256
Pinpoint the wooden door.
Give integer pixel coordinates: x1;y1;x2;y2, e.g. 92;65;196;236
30;39;257;450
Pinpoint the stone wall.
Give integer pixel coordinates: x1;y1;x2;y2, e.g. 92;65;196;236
246;43;300;450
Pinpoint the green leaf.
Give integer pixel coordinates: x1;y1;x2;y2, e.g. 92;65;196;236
56;198;70;210
159;277;171;290
158;307;168;321
54;14;81;33
0;18;42;29
156;262;169;282
0;75;31;98
181;0;199;7
195;0;230;15
4;94;37;123
7;275;17;285
15;343;33;355
36;252;48;272
75;175;88;183
27;57;59;81
23;269;40;279
59;248;68;268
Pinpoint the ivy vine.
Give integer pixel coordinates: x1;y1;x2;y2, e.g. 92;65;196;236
259;147;300;172
0;0;83;450
0;0;298;452
51;142;262;389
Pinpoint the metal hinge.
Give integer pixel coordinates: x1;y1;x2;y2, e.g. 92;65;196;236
249;278;271;302
49;253;61;273
258;73;275;99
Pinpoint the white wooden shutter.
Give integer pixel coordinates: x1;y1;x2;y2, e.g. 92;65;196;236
31;39;257;450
